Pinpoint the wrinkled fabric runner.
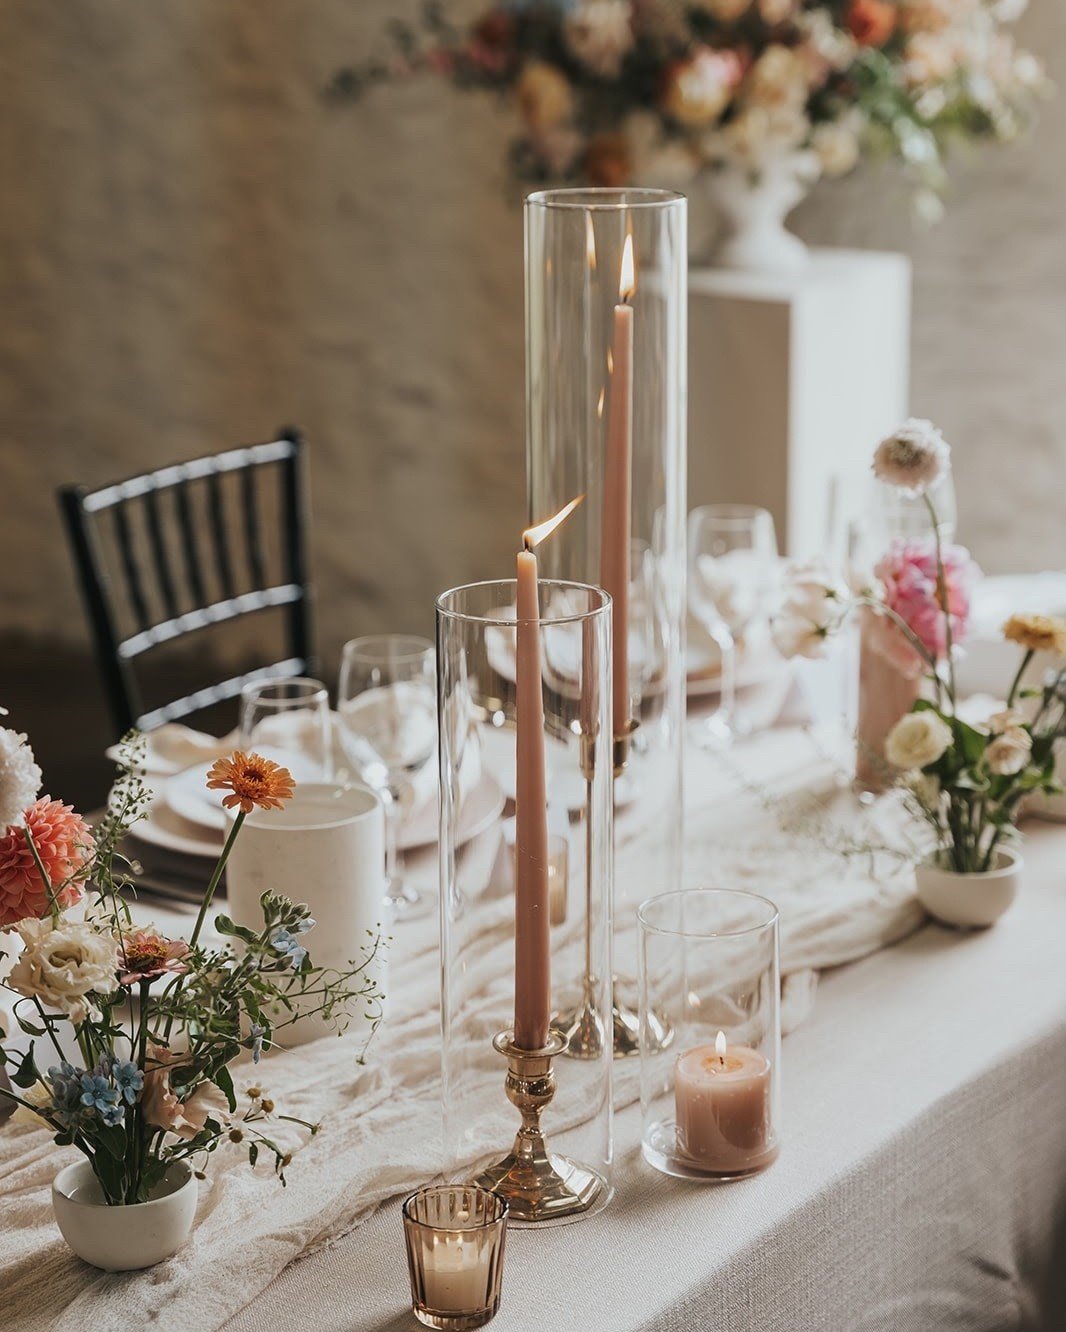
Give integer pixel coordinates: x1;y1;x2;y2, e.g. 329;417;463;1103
0;726;925;1332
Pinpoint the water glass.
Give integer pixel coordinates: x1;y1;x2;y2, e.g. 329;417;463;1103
338;635;436;921
687;505;779;747
402;1186;508;1330
239;677;333;781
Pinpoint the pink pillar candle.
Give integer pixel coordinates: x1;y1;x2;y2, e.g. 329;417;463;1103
674;1034;777;1174
600;235;634;742
514;545;552;1051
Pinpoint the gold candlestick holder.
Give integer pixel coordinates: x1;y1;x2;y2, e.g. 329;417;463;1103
471;1030;606;1224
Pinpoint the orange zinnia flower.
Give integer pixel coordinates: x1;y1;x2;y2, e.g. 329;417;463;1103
206;751;296;814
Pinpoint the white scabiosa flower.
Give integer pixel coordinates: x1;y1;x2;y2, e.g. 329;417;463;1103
0;729;42;830
885;710;954;771
872;418;951;494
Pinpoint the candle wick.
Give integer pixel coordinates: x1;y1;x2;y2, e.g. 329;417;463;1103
523;535;534;552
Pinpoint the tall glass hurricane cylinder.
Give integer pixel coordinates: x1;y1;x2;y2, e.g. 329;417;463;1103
525;188;687;1055
437;580;613;1226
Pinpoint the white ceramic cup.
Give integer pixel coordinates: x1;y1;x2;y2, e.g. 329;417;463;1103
52;1159;197;1270
225;783;388;1046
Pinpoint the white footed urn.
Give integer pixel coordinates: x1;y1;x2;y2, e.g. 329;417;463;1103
914;847;1022;929
703;151;820;275
52;1159;197;1270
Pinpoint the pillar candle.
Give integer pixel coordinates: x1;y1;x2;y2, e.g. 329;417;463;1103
601;233;634;741
674;1032;777;1174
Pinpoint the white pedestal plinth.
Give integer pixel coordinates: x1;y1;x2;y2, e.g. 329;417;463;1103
689;248;911;558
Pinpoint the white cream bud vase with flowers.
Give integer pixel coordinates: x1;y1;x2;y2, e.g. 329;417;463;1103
0;734;385;1270
773;422;1066;927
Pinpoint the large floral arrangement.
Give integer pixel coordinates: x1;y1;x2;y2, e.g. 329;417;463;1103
0;730;383;1205
332;0;1047;209
773;420;1066;873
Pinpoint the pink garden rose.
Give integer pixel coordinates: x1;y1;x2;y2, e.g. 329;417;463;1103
868;539;978;677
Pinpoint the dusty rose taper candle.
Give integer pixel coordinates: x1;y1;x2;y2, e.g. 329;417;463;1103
600;232;634;742
513;497;584;1051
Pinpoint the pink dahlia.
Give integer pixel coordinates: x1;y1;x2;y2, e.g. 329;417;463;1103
118;927;190;986
868;539;979;677
0;797;94;928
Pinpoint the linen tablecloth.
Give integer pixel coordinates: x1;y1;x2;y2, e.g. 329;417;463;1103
3;725;1065;1330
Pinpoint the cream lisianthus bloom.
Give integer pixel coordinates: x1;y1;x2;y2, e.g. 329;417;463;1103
986;707;1026;734
772;561;850;659
904;770;942;812
885;710;953;771
985;727;1032;776
744;44;809;110
812;119;862;176
10;1080;53;1128
516;61;574;136
6;916;117;1022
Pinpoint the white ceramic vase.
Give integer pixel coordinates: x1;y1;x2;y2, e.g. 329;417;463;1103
704;151;819;275
52;1159;197;1270
914;846;1022;929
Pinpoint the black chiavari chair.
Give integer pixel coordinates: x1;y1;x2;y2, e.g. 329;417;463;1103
57;428;316;736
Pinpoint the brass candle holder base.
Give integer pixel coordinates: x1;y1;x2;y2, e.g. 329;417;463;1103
471;1030;605;1223
553;981;674;1060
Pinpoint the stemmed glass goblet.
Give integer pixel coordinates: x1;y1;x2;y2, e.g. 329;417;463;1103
338;635;437;921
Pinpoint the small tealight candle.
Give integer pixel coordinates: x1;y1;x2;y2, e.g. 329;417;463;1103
674;1031;777;1176
402;1185;508;1330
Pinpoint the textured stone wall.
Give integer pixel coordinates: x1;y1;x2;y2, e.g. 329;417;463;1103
0;0;1062;683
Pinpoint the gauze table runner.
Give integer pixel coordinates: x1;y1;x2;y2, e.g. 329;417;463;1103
0;726;928;1332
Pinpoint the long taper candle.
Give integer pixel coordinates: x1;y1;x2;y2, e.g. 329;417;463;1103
514;496;584;1051
601;231;635;743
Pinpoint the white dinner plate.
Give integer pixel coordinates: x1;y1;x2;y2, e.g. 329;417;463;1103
399;773;505;853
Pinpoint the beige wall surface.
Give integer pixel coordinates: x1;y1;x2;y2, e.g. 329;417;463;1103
0;0;1063;678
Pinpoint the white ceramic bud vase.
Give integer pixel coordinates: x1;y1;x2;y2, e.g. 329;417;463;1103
52;1159;198;1270
914;846;1022;929
706;151;819;275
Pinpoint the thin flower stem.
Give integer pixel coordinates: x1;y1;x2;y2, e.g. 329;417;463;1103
163;810;245;1042
32;997;67;1064
1005;650;1034;709
922;491;957;711
21;828;61;923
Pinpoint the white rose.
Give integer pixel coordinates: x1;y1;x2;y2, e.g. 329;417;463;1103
6;917;117;1023
985;727;1032;776
885;711;954;771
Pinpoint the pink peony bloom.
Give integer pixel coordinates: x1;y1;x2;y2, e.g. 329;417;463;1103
0;797;94;928
868;540;979;676
117;927;190;986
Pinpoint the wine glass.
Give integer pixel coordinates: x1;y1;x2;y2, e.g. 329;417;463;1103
239;678;334;780
687;505;779;747
338;635;437;921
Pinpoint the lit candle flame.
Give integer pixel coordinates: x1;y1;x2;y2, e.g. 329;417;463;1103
619;232;635;303
715;1030;727;1063
586;214;597;271
523;494;585;551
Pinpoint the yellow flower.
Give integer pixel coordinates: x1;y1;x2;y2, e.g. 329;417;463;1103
1002;613;1066;657
206;751;296;814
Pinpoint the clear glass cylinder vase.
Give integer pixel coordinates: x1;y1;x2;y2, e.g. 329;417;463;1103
525;188;687;1056
437;579;613;1226
639;888;781;1181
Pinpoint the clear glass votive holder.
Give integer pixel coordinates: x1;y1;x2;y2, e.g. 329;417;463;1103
403;1186;508;1331
638;889;780;1181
